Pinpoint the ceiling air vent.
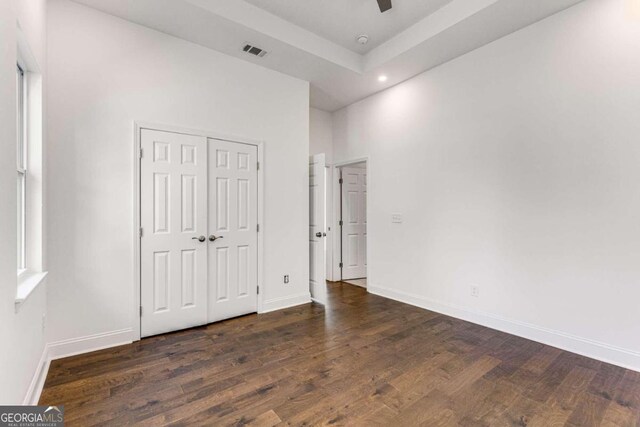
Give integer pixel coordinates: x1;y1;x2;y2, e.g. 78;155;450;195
242;44;268;58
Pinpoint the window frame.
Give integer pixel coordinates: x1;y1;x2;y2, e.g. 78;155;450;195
17;63;27;276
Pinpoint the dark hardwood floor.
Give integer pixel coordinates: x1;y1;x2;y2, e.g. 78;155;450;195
40;282;640;426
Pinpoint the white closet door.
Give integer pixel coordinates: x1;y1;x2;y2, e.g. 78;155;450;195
309;154;327;304
208;139;258;322
341;167;367;280
140;129;208;337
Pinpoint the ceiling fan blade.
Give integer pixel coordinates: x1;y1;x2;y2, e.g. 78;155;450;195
377;0;392;13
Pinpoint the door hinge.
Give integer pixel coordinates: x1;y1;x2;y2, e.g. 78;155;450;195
140;306;143;316
257;286;260;294
339;220;343;226
257;162;260;171
339;262;343;268
139;148;144;159
257;224;260;232
139;227;143;238
339;178;343;184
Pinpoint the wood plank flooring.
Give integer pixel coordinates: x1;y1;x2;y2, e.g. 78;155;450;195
40;282;640;426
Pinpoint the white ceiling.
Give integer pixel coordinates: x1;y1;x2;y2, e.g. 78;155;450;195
71;0;585;112
242;0;455;54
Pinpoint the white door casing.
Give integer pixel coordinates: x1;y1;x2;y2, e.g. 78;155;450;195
140;129;208;337
324;166;332;281
208;139;259;322
341;166;367;280
309;154;327;304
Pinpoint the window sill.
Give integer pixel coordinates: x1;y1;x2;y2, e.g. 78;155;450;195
15;271;48;309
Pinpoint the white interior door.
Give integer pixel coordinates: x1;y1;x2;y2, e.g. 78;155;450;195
140;129;208;337
309;154;327;304
341;166;367;280
208;139;259;322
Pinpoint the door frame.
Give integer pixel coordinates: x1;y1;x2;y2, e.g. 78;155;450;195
331;157;369;283
132;121;265;341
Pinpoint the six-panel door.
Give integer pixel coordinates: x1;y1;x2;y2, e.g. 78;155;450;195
208;139;259;323
140;129;209;337
140;130;259;337
341;166;367;280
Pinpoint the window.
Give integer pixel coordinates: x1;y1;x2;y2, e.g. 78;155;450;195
17;64;26;274
15;32;47;305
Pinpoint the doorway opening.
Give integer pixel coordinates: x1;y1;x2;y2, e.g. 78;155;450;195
309;156;368;305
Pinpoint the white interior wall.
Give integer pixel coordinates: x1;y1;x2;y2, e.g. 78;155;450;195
0;0;48;404
333;0;640;369
46;0;310;345
309;107;334;164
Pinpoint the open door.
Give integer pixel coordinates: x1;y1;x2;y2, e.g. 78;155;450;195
341;166;367;280
309;154;327;304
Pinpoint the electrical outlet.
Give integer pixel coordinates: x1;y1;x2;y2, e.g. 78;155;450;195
284;275;289;284
470;285;480;298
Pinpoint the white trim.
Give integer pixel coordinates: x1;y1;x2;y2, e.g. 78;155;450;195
23;346;51;405
133;123;142;340
135;121;264;147
343;279;367;289
262;293;311;313
368;284;640;373
47;328;134;361
333;157;369;168
17;24;46;276
15;271;48;309
133;121;265;340
324;164;335;282
331;165;342;281
256;142;265;313
23;328;134;405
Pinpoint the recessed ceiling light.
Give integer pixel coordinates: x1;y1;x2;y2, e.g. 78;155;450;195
378;75;388;82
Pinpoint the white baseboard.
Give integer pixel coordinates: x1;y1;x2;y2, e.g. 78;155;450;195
23;328;134;405
368;284;640;373
47;328;134;361
23;347;52;405
261;292;311;313
343;280;367;289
